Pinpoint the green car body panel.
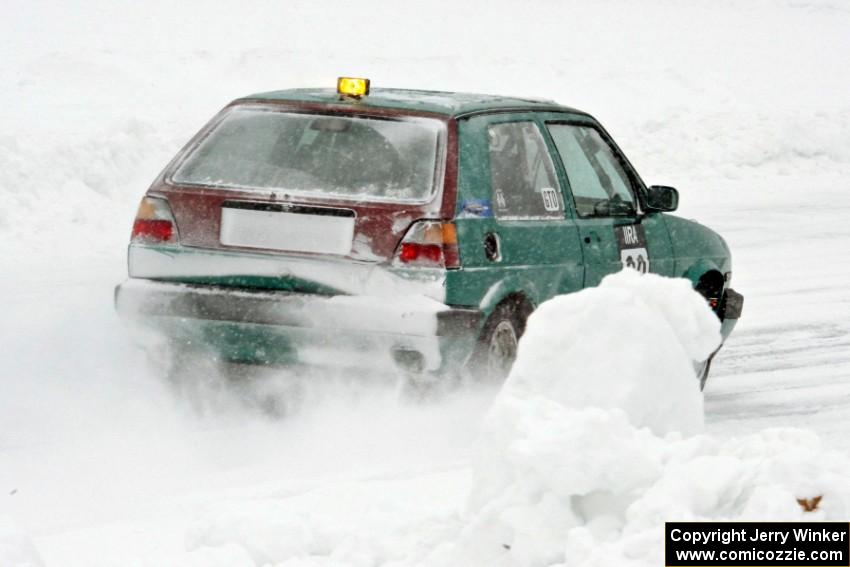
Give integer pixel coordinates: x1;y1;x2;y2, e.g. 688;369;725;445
115;87;743;377
448;111;585;311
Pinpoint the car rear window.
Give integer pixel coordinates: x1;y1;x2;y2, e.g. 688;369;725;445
171;108;445;203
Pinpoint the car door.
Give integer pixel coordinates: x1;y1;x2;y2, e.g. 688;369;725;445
543;118;674;286
449;113;584;308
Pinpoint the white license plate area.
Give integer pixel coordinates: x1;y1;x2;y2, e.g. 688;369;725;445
220;204;355;255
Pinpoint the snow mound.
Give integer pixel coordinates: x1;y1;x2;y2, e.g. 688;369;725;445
0;516;43;567
461;271;850;567
506;269;720;436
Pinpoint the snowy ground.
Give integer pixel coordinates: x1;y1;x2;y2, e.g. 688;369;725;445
2;0;850;565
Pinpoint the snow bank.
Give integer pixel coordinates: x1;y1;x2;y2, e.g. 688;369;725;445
0;516;43;567
0;119;180;265
503;269;720;437
459;271;850;567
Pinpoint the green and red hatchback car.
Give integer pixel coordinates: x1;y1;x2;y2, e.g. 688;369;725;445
116;78;743;387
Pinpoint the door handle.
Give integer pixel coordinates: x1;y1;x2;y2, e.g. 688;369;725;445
484;232;501;262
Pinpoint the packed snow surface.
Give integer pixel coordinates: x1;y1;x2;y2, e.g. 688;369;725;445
2;0;850;565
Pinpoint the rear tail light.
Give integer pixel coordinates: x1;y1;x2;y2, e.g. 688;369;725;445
131;196;178;243
394;220;460;269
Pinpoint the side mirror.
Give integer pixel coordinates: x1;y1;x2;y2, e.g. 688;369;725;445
643;185;679;212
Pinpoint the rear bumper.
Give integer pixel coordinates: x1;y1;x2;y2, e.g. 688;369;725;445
115;278;482;372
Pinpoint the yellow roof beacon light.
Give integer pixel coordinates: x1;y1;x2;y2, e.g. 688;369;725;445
337;77;370;99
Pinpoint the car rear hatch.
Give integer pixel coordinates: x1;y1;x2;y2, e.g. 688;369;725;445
133;104;454;296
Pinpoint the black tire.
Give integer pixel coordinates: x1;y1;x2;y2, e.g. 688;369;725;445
695;272;724;316
469;300;528;383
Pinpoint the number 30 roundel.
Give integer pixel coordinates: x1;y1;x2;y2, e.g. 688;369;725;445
617;225;650;274
621;248;649;273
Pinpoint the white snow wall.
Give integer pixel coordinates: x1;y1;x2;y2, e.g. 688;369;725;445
455;272;850;567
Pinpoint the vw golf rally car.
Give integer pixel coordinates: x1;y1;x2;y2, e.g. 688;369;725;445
115;77;743;388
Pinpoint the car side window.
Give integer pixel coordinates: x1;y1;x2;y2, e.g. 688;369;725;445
547;123;636;217
487;121;563;220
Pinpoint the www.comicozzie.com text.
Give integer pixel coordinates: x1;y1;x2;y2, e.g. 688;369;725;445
670;527;848;546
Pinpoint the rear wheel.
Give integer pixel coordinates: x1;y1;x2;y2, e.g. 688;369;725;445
469;300;529;383
487;319;519;379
